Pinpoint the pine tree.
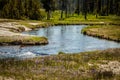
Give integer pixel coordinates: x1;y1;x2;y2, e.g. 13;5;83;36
41;0;57;20
0;0;42;20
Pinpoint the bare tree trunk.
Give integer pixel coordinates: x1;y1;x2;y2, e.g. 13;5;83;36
77;0;80;15
65;8;68;18
106;0;109;16
85;12;87;20
47;10;50;20
61;10;64;19
95;0;99;18
83;0;87;20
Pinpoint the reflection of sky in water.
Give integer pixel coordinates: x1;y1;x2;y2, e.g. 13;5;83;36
0;25;120;58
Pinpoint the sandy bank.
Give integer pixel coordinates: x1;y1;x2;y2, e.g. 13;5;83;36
0;22;48;45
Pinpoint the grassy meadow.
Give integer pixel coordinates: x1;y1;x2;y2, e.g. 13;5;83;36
0;11;120;80
43;11;120;25
0;48;120;80
16;10;120;27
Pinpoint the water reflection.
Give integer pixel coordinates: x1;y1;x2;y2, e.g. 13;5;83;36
0;25;120;58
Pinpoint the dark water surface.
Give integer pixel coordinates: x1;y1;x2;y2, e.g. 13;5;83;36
0;25;120;58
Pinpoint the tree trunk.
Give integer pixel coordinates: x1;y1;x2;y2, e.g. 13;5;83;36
61;10;63;19
84;0;87;20
106;0;109;16
65;8;68;18
77;0;80;15
96;14;98;18
85;12;87;20
47;10;50;20
95;0;99;18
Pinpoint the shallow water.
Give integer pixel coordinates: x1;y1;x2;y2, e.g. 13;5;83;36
0;25;120;58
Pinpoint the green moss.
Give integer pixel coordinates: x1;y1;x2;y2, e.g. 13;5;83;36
58;52;65;55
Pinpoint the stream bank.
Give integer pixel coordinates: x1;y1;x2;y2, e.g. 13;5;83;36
82;25;120;42
0;48;120;80
0;18;120;45
0;22;48;45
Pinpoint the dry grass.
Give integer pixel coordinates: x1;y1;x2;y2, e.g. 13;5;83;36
0;48;120;80
82;25;120;42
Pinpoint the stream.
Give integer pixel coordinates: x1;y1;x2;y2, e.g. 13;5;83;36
0;25;120;59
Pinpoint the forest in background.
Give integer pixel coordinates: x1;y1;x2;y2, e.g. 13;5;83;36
0;1;120;79
0;0;120;20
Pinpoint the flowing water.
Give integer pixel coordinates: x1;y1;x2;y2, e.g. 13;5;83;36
0;25;120;58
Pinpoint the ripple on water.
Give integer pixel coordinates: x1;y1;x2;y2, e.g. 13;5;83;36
0;51;36;59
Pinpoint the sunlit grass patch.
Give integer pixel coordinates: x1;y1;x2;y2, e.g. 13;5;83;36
82;25;120;42
0;35;48;45
18;20;51;29
42;11;120;25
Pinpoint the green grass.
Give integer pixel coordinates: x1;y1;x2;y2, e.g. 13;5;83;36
81;25;120;42
0;48;120;80
0;36;48;45
18;20;52;29
42;11;120;25
0;10;120;80
1;11;120;29
0;10;120;27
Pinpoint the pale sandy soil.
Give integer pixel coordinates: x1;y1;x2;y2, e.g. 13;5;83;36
29;22;44;26
0;22;48;45
0;22;34;38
